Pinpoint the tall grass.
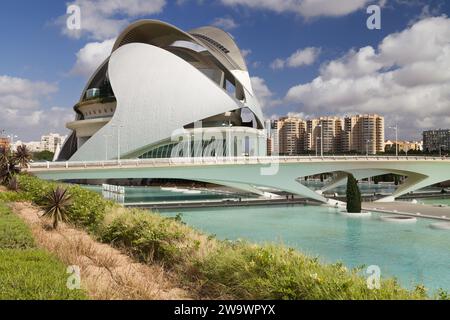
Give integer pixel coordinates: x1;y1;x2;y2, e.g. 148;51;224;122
0;249;86;300
196;242;426;300
0;202;34;249
0;201;88;300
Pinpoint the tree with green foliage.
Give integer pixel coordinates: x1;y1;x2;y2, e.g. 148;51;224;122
346;174;362;213
32;150;54;162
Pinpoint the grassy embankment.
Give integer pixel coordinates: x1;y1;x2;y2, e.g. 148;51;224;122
0;201;87;300
0;174;442;300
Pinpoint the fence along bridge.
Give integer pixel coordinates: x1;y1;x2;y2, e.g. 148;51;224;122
27;156;450;204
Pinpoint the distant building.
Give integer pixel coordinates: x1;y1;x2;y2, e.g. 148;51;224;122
277;117;306;155
304;119;320;152
266;120;279;155
268;114;385;156
12;141;43;153
11;133;67;154
343;114;385;155
423;129;450;152
385;140;423;153
0;137;9;153
320;117;343;154
40;133;67;154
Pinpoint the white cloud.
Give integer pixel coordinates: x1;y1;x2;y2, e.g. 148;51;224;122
0;76;57;110
60;0;166;40
211;17;239;30
251;76;281;109
271;47;321;70
71;39;115;78
270;58;286;70
0;76;70;140
285;16;450;139
241;49;252;58
221;0;373;18
320;46;382;79
298;0;373;18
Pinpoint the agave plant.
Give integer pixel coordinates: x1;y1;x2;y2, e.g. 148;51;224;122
14;144;32;169
42;187;72;229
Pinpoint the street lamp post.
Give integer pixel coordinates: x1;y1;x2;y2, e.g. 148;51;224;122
389;124;399;156
103;134;111;160
440;145;446;157
366;139;372;157
315;136;319;157
317;124;323;157
7;134;18;151
112;123;124;162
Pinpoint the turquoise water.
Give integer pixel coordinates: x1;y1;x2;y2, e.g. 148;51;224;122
303;181;398;195
303;180;443;196
159;205;450;292
83;185;250;203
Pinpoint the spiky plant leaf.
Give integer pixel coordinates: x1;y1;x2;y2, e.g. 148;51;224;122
42;187;72;229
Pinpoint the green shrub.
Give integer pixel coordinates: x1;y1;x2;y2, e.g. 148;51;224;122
0;191;30;203
99;209;188;264
16;174;56;206
196;242;426;300
0;203;34;249
16;175;111;232
65;184;111;232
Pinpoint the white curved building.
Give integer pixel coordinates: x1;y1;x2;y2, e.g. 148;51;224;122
58;20;266;161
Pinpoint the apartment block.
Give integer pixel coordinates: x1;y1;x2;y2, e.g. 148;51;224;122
343;114;385;155
40;133;67;154
0;137;9;153
267;114;385;156
277;117;306;155
266;120;279;155
423;129;450;152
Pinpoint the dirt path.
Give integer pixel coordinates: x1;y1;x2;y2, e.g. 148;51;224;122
9;201;193;300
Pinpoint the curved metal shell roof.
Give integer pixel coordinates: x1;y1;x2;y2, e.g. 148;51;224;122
112;20;248;72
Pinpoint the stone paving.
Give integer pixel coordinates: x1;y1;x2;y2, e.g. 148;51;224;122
363;201;450;221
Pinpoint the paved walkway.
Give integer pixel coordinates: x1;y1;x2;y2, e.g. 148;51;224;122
363;202;450;221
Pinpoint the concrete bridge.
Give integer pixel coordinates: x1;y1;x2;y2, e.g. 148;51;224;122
27;156;450;204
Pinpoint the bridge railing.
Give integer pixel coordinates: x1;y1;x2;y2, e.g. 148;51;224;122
27;155;450;171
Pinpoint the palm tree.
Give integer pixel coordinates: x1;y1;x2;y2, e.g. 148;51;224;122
42;187;72;229
0;152;19;185
14;144;32;168
0;151;10;168
7;176;19;191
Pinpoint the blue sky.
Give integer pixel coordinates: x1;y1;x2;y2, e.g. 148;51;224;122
0;0;449;141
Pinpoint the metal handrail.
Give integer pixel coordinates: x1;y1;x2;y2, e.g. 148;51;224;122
28;155;450;171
